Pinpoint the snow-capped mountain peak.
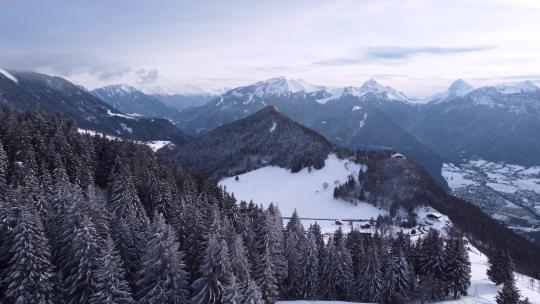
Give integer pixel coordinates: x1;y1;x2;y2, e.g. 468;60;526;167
493;80;538;94
448;79;474;96
341;79;409;101
359;78;383;91
98;84;138;96
427;79;475;103
252;77;325;97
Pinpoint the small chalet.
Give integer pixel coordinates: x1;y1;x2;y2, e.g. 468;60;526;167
335;219;343;225
360;223;371;229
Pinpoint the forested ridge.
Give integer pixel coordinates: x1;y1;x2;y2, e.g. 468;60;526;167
171;106;339;180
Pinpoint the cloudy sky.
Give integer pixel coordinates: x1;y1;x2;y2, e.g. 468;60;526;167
1;0;540;97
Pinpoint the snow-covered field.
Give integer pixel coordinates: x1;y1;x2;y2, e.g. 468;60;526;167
219;154;386;232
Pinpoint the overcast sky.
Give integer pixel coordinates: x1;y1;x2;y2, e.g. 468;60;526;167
1;0;540;97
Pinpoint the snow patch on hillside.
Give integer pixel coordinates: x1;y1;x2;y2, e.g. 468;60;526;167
219;154;386;232
77;129;172;152
359;113;368;128
145;140;173;152
270;120;277;132
0;68;18;83
106;109;137;120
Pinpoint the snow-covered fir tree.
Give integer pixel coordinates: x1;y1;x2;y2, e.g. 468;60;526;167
253;245;279;303
356;243;384;302
301;231;320;300
136;213;190;303
63;215;101;304
223;276;244;304
284;209;306;298
243;278;264;304
488;250;516;286
445;237;471;299
496;280;521;304
3;204;59;304
192;231;233;304
89;237;134;304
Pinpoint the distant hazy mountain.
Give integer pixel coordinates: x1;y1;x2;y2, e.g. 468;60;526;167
410;81;540;166
174;77;446;186
92;84;177;118
0;70;190;143
151;93;216;110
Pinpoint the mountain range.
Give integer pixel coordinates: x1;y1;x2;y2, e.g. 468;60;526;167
0;70;190;144
3;68;540;245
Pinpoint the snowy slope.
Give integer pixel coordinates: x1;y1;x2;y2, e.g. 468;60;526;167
438;244;540;304
219;154;386;231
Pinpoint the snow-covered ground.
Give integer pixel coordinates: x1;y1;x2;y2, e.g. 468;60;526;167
439;244;540;304
219;154;386;232
77;129;173;152
442;160;540;245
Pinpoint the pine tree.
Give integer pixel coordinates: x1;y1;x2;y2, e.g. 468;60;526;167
320;235;338;300
223;277;244;304
267;204;287;285
309;222;326;273
301;231;320;300
229;234;251;282
356;244;383;302
109;159;148;227
253;245;279;304
496;280;521;304
192;233;233;304
3;204;59;304
242;278;264;304
112;216;142;290
136;214;190;304
382;249;416;304
334;237;354;300
0;140;8;196
64;215;101;304
418;229;448;300
284;209;305;298
89;237;134;304
445;238;471;299
488;250;516;286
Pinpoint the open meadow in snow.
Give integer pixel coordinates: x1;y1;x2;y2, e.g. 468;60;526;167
219;154;386;231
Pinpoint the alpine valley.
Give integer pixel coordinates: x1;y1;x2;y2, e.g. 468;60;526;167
1;68;540;304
